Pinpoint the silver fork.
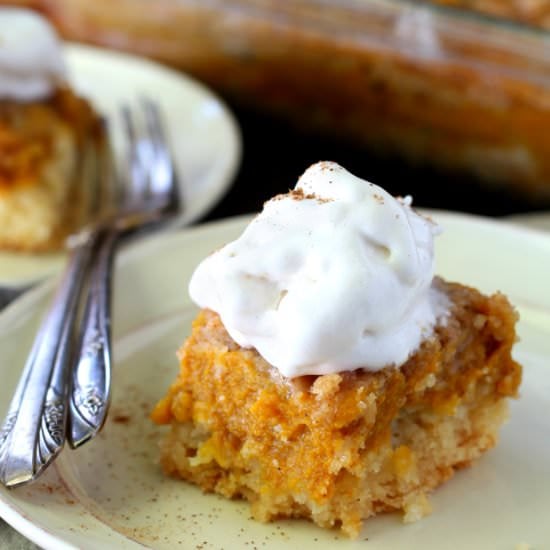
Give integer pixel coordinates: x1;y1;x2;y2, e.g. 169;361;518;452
0;99;180;487
68;100;180;448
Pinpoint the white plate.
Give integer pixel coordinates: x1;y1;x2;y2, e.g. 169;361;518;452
0;212;549;550
0;43;241;288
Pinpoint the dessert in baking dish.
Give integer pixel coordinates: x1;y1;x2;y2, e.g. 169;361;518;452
152;162;521;537
32;0;550;198
0;8;108;252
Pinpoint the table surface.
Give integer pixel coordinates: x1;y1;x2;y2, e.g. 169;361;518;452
1;101;548;550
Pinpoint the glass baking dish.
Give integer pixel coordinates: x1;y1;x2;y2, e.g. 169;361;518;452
30;0;550;198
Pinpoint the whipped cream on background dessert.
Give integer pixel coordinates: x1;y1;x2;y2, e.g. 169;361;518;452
0;8;66;101
190;161;448;377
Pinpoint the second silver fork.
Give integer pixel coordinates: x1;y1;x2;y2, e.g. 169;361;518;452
0;99;180;488
69;99;180;448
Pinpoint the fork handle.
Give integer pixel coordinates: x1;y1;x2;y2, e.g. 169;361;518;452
0;237;95;487
68;227;118;448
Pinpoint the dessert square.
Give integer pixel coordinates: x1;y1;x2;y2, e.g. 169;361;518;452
152;162;521;537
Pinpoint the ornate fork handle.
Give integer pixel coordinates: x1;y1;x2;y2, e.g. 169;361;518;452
0;235;96;488
69;227;117;448
68;219;171;447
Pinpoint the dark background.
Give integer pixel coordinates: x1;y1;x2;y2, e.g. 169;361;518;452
204;103;545;223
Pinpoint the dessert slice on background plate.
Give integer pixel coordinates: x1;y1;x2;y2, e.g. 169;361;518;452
0;7;109;253
152;162;522;537
0;32;241;292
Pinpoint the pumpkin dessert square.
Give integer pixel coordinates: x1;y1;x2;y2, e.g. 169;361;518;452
152;162;521;537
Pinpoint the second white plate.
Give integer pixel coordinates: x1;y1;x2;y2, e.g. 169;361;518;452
0;43;241;287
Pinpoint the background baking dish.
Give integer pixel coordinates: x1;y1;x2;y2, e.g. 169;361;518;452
10;0;550;200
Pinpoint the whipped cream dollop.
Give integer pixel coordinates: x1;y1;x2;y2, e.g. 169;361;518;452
190;162;448;378
0;8;66;101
